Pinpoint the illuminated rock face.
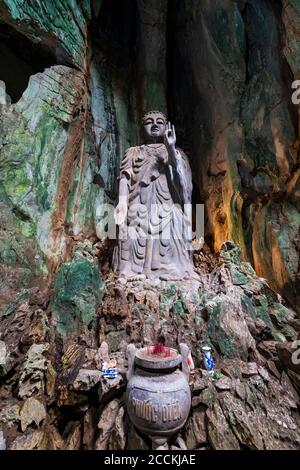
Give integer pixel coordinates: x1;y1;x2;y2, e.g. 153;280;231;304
0;1;300;450
167;0;300;310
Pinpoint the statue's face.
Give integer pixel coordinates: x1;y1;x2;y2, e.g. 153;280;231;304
143;114;166;139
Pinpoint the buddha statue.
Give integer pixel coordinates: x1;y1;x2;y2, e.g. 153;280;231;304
113;110;198;284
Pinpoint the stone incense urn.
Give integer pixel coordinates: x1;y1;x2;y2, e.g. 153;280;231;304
126;343;191;446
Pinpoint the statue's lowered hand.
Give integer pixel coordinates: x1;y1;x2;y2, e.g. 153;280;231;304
114;201;127;225
164;121;176;150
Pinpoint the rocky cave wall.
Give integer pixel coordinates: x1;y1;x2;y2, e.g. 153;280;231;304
0;0;299;309
0;0;300;451
167;0;300;311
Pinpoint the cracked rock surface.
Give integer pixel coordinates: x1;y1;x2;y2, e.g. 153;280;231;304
0;0;300;451
0;242;299;450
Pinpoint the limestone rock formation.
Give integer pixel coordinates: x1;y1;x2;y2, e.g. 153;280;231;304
168;0;300;308
0;242;299;449
0;0;299;452
0;0;299;313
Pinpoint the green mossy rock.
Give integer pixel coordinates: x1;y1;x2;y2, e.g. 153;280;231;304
0;0;103;69
51;252;104;336
206;299;242;359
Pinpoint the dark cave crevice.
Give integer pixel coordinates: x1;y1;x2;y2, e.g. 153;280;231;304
90;0;138;74
166;0;215;249
165;0;300;296
88;0;140;201
241;0;298;145
0;22;65;103
273;0;299;148
240;2;251;86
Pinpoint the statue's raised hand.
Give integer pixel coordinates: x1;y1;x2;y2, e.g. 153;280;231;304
164;121;176;150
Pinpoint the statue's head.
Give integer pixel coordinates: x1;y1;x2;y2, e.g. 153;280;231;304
142;110;167;140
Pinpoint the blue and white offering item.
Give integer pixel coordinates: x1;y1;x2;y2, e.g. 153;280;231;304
102;360;118;379
102;367;118;379
202;346;215;374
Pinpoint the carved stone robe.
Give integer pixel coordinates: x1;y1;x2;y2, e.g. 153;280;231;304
114;143;197;280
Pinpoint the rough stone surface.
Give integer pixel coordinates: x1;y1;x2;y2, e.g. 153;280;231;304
18;344;49;399
185;409;207;449
108;406;126;450
10;431;48;450
50;251;104;336
241;362;258;377
66;425;82;451
95;399;120;450
0;64;96;311
20;398;46;432
0;404;20;428
0;1;102;69
0;243;299;449
214;377;232;391
73;369;102;392
207;402;240;450
168;0;300;309
82;408;96;450
98;374;125;402
0;0;300;452
0;430;6;450
0;1;299;314
0;340;10;377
